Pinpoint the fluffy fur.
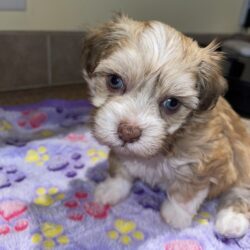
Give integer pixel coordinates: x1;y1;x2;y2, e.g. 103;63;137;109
82;15;250;237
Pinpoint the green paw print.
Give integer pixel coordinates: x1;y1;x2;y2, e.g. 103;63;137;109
25;146;50;166
31;222;69;249
107;219;144;245
33;187;65;207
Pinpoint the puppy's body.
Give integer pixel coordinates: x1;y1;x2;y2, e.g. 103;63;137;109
111;98;250;194
82;16;250;237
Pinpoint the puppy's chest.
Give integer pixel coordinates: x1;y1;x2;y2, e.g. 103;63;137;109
120;155;178;188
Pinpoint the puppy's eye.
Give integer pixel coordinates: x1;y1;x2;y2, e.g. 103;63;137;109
107;74;125;91
162;98;180;114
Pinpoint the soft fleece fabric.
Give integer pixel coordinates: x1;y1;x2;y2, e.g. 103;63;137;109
0;100;248;250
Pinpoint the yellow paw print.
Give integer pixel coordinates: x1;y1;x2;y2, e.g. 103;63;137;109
195;211;211;225
87;149;108;164
107;219;144;245
25;146;50;166
33;187;65;207
31;222;70;249
0;120;12;132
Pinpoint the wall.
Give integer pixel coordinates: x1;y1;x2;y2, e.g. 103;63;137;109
0;0;245;33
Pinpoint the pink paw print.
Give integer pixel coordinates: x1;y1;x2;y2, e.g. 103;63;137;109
65;133;86;143
64;189;110;222
18;110;47;129
165;240;203;250
0;200;29;235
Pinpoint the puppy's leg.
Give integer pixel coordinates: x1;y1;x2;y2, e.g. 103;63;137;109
215;185;250;238
161;187;208;229
94;151;133;205
94;175;132;205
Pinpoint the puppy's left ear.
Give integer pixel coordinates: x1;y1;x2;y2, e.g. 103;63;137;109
197;41;228;111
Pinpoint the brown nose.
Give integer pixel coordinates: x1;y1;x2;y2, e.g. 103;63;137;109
118;122;142;143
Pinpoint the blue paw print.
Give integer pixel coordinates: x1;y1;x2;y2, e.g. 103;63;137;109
5;138;28;147
86;161;108;183
0;165;26;189
55;107;89;128
132;181;166;211
47;152;86;178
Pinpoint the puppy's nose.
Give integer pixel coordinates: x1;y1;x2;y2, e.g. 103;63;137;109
118;122;142;143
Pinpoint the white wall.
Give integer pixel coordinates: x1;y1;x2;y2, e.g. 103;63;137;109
0;0;245;33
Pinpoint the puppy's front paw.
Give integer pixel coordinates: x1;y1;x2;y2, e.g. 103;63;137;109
161;200;193;229
94;177;132;206
215;208;249;238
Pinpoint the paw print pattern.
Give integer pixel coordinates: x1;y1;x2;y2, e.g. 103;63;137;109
194;211;211;225
87;149;108;164
60;111;87;128
84;202;110;219
214;233;237;246
86;161;108;183
33;187;65;207
107;219;144;245
65;133;86;142
25;146;50;166
0;165;26;189
5;138;28;147
165;240;203;250
0;200;29;235
47;152;85;178
64;189;110;221
132;181;166;211
31;222;70;249
37;130;55;138
0;120;12;132
18;110;47;129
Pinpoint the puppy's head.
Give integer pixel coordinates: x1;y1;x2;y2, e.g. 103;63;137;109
82;15;227;158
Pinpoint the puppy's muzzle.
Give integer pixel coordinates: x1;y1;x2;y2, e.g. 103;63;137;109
118;121;142;143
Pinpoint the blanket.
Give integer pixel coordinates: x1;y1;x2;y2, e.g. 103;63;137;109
0;99;248;250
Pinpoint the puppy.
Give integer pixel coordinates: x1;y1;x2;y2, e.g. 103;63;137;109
82;15;250;238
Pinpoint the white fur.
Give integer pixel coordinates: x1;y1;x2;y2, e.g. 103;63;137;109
120;154;173;188
161;199;193;229
161;188;208;229
215;207;249;238
120;153;198;188
94;96;166;157
94;177;132;205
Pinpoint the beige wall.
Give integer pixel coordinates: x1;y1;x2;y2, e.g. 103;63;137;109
0;0;245;33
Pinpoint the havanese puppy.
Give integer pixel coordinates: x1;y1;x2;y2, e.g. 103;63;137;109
82;15;250;238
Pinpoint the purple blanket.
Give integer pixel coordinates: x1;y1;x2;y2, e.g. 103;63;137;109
0;99;248;250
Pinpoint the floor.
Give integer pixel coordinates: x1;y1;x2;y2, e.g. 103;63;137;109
0;83;88;106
